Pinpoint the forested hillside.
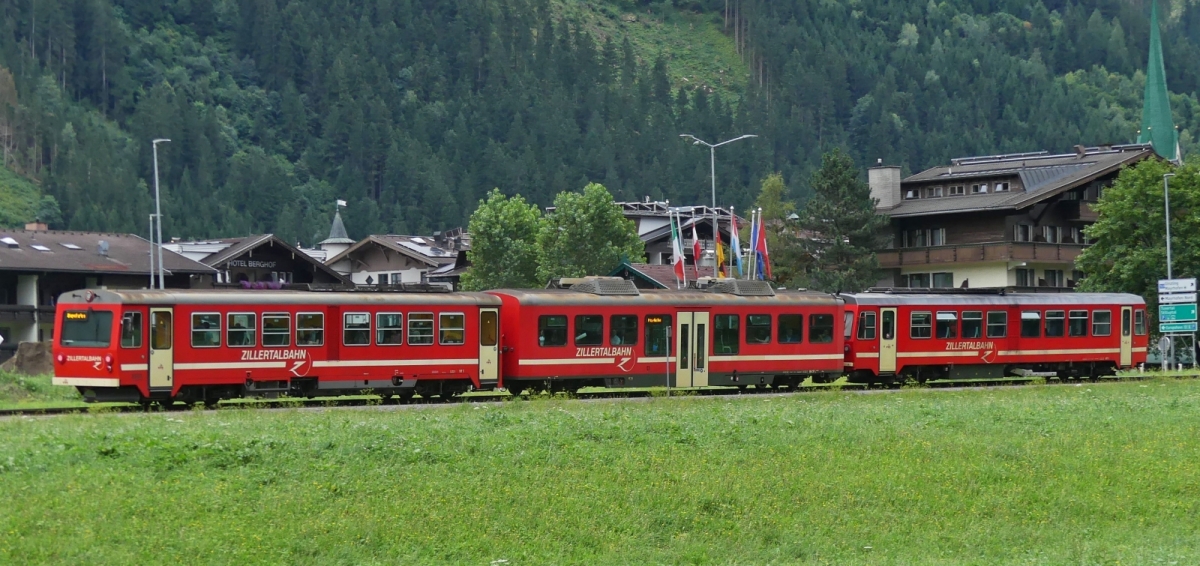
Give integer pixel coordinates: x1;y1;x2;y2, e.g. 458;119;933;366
0;0;1197;243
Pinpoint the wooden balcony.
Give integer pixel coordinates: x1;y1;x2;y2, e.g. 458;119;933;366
1061;200;1099;222
878;242;1087;268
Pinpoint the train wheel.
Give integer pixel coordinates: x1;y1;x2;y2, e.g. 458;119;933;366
507;384;526;397
737;385;748;392
157;399;176;411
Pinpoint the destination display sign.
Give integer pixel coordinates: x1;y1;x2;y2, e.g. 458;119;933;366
1160;322;1198;333
1159;292;1197;304
1159;304;1198;322
1158;278;1197;293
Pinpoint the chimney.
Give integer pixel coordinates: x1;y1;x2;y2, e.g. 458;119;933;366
1073;144;1087;158
25;220;47;231
868;165;902;210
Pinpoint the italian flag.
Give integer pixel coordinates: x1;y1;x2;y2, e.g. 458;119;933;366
671;213;686;286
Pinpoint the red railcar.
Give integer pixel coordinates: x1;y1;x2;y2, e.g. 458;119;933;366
52;289;501;405
489;279;845;394
842;291;1149;384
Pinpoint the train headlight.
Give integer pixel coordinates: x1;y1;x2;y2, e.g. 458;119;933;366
104;354;113;373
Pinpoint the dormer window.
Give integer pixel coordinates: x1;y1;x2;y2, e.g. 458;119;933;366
904;188;921;200
994;182;1010;192
971;183;989;194
927;186;943;198
948;185;965;196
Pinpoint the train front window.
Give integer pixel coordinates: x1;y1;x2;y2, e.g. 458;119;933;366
538;315;567;347
61;310;113;348
857;311;876;340
191;313;221;347
120;312;142;348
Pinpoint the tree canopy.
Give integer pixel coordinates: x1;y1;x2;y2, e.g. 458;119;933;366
537;183;644;282
461;189;543;291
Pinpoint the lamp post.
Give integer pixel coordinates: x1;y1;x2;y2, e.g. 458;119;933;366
152;138;170;289
679;134;757;270
1163;172;1177;367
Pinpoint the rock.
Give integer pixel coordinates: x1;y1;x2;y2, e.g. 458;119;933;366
0;342;55;376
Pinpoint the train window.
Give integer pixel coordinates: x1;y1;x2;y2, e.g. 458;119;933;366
61;310;113;348
409;313;435;345
857;311;877;340
746;315;771;344
1020;311;1041;338
376;313;403;345
809;314;835;344
344;313;371;346
120;312;142;348
845;312;854;338
910;312;933;339
961;311;983;338
227;313;256;347
644;315;672;357
610;315;638;346
779;314;803;344
1122;309;1131;337
986;312;1007;338
297;313;324;346
1068;310;1088;337
881;311;895;340
1093;310;1112;337
440;313;466;345
150;311;172;350
262;313;291;347
481;311;498;347
574;315;603;346
538;315;568;347
714;315;739;354
1134;310;1146;336
1045;311;1065;337
191;313;221;348
936;312;957;339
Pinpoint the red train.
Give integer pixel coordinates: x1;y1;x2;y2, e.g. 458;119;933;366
51;281;1148;406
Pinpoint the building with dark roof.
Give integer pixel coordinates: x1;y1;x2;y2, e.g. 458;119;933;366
0;224;215;358
165;234;349;286
608;261;719;289
326;228;469;289
872;144;1156;290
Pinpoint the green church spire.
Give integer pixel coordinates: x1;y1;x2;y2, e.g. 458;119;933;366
1138;0;1180;162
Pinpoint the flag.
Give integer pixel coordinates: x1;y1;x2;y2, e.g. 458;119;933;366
755;212;772;280
670;213;686;286
691;216;702;278
748;210;759;279
730;212;743;276
714;223;725;277
336;199;347;207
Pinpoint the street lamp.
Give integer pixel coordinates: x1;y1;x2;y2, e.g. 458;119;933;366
680;134;757;273
152;138;170;289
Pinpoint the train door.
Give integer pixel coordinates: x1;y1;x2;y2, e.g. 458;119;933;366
675;312;710;387
478;308;499;387
1120;306;1132;367
879;307;897;374
149;308;174;391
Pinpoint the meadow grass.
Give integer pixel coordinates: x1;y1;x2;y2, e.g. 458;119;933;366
2;379;1200;564
0;370;86;409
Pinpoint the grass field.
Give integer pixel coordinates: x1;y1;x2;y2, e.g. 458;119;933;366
0;370;84;409
3;379;1200;563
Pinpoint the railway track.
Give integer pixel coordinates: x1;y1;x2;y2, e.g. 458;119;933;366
4;371;1186;418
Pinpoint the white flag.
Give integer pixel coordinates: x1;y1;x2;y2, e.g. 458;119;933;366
336;199;347;207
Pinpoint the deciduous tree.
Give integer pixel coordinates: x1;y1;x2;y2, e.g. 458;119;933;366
461;189;543;291
536;183;643;282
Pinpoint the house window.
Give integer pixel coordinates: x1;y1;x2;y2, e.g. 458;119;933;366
1015;268;1035;287
1015;224;1032;242
1069;228;1082;244
1044;270;1064;287
904;273;931;288
904;188;922;200
1072;271;1084;286
994;182;1010;192
948;185;965;196
1042;226;1061;243
930;228;945;246
932;272;954;288
927;186;943;198
971;183;988;194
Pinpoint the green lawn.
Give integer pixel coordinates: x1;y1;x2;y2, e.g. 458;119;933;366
0;370;85;409
2;379;1200;563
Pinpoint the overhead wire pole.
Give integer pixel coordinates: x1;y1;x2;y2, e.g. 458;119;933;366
152;138;171;289
680;134;757;275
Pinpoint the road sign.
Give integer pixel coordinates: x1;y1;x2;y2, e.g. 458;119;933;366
1160;322;1198;333
1160;304;1198;322
1160;292;1198;304
1158;278;1197;293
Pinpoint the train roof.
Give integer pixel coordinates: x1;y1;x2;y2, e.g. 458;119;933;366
487;288;842;307
57;288;502;307
840;292;1145;307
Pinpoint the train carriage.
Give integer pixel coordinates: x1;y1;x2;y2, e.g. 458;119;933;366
52;288;501;405
842;291;1148;384
489;278;845;394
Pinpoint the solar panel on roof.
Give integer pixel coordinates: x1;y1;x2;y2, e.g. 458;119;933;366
30;244;51;252
60;243;82;250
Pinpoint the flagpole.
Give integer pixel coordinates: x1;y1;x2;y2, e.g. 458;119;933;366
728;206;734;278
748;209;757;281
